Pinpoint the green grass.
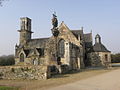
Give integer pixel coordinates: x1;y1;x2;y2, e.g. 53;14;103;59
0;86;19;90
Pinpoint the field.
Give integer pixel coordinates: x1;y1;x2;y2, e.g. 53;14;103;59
0;67;117;90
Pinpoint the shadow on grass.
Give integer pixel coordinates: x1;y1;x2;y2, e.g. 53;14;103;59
51;69;82;79
51;66;112;79
51;69;87;79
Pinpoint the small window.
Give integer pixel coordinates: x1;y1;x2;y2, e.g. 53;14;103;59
105;54;108;61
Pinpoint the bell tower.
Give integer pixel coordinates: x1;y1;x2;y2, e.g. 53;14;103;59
95;34;101;44
18;17;33;45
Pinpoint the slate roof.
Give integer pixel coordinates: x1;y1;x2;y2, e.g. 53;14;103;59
27;38;49;48
71;30;83;39
29;38;49;44
21;38;49;57
84;33;92;48
84;33;92;43
23;48;43;57
91;43;110;52
71;30;93;48
71;30;92;42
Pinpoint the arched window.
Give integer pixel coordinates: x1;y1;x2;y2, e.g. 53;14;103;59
20;53;24;62
58;39;65;57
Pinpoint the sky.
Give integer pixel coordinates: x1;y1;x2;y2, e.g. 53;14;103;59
0;0;120;55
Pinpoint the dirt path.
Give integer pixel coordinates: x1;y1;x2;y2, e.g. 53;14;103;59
48;68;120;90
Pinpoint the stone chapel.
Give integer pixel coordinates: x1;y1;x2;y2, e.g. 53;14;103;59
15;15;111;73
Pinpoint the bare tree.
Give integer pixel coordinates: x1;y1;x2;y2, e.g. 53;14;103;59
0;0;4;6
0;0;9;6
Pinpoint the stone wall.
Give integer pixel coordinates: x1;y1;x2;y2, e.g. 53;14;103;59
98;52;111;67
88;52;111;67
88;52;102;67
0;65;50;80
15;57;46;66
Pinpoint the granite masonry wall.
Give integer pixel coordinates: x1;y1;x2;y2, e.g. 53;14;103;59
0;65;50;80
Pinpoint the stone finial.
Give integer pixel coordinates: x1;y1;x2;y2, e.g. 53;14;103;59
91;30;92;33
81;27;83;30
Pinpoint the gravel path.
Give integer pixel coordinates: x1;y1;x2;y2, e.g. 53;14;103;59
48;68;120;90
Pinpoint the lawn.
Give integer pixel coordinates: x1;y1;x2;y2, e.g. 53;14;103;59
0;86;19;90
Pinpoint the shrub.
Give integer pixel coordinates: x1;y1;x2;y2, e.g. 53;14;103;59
111;53;120;63
0;55;15;66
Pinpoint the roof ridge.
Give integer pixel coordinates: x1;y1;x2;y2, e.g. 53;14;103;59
31;37;49;40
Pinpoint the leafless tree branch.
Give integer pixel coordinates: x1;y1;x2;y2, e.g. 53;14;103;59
0;0;9;6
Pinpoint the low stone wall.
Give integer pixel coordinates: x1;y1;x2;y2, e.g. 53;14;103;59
0;65;50;80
